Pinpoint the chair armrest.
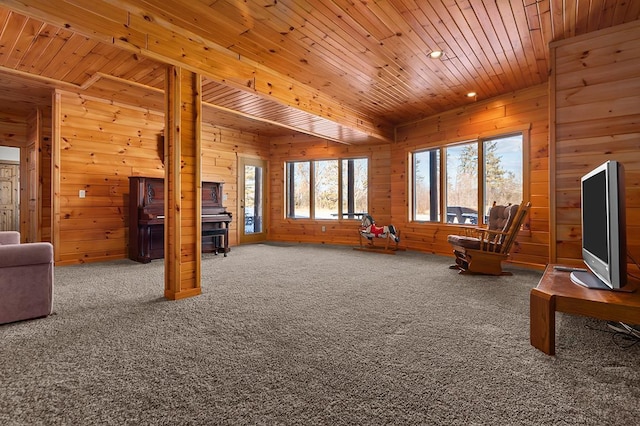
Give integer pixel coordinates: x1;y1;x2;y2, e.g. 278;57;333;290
0;242;53;268
475;228;501;238
480;229;509;237
453;226;486;237
0;231;20;245
475;229;510;251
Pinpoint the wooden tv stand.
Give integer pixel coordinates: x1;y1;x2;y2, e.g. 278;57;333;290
530;264;640;355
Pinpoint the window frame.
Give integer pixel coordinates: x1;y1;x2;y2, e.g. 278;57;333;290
410;129;529;227
286;161;311;219
285;157;369;220
411;147;441;222
444;140;479;225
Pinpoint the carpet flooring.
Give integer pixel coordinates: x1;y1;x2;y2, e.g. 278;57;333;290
1;243;639;425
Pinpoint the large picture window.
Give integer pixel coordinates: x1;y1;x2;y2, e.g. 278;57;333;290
482;135;523;219
314;160;339;219
446;142;478;224
412;133;524;225
286;158;368;219
342;158;368;219
413;149;440;221
286;161;310;218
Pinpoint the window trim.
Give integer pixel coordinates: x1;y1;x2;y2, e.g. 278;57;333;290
411;147;441;223
410;126;530;227
286;160;311;219
443;139;478;225
285;156;370;220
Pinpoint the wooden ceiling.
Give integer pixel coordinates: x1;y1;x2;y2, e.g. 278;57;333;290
1;0;639;144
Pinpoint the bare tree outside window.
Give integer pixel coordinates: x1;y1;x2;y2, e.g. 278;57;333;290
483;135;523;217
314;160;339;219
342;158;368;217
446;143;478;223
287;162;310;218
413;133;523;225
286;158;368;220
413;149;440;221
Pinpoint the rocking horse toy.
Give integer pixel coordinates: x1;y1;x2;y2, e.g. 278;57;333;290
354;214;402;254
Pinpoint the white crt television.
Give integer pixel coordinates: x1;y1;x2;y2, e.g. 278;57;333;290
570;160;627;290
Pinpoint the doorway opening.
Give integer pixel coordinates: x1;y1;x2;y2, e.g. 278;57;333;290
0;146;20;232
239;157;267;244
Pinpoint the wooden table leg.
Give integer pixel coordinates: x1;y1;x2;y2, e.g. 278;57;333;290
530;289;556;355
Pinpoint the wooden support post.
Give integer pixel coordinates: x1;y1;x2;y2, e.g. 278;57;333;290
52;91;61;262
164;66;202;300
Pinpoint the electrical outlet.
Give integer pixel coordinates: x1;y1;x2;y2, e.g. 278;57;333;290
79;189;86;198
321;225;326;232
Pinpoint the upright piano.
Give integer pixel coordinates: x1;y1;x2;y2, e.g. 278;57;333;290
128;176;233;263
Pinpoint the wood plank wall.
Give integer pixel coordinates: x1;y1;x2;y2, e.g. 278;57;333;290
394;84;550;268
58;90;165;264
57;90;268;265
0;107;27;147
552;20;640;268
0;105;51;242
24;108;38;240
0;108;26;234
4;20;636;269
201;122;270;247
39;105;52;243
268;135;391;245
23;106;52;242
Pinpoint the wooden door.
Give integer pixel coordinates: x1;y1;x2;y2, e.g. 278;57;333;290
0;162;19;231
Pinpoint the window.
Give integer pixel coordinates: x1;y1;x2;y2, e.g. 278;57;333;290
411;133;524;226
446;142;478;224
286;161;310;218
314;160;339;219
342;158;368;219
286;158;368;219
482;135;523;219
413;149;440;221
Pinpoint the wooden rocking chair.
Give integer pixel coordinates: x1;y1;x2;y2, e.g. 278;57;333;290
447;202;530;275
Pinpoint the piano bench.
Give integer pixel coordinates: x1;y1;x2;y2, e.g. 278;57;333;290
202;228;229;256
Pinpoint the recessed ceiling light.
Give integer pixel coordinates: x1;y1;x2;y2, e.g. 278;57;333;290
466;91;477;98
429;50;444;59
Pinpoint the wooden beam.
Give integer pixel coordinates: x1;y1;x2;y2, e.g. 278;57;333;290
2;0;394;143
164;65;201;300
